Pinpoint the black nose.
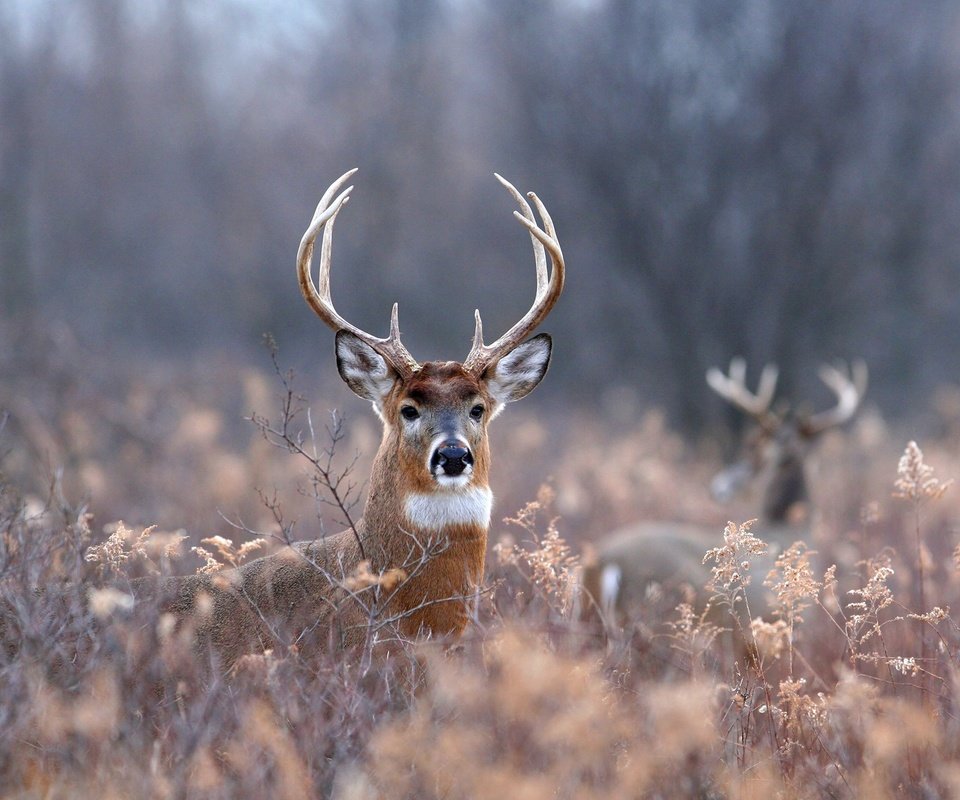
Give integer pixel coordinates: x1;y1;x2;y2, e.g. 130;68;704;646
432;442;474;476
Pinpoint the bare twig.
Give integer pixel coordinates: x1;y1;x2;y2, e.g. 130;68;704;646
248;336;365;560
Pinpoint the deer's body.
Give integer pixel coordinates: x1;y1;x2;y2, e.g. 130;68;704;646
582;359;866;629
135;171;564;669
137;507;485;666
581;515;811;633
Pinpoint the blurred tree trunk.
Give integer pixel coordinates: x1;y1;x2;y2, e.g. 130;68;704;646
0;8;37;319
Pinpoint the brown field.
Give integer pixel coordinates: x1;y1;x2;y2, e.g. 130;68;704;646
3;332;960;799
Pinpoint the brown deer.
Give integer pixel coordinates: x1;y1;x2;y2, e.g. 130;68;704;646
581;357;867;629
134;169;564;669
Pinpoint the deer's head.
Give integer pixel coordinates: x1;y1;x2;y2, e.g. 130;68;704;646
707;358;868;521
297;170;563;496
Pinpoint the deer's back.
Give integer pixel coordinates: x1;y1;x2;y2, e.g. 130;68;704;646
130;530;365;669
583;520;812;628
582;523;715;617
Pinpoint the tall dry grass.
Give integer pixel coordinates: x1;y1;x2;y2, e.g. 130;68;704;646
4;330;960;797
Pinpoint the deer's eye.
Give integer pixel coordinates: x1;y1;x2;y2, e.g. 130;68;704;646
470;404;485;420
400;406;420;421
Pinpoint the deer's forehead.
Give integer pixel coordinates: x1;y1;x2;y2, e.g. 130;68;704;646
399;362;486;406
744;422;804;456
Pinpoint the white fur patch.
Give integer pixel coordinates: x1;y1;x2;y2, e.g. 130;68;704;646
404;487;493;531
600;563;622;613
487;335;551;409
336;333;394;405
434;474;472;489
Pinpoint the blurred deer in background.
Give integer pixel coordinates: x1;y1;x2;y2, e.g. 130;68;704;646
135;169;564;669
581;357;867;630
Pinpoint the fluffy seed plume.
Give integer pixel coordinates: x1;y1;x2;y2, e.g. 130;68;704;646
893;441;951;502
703;519;768;594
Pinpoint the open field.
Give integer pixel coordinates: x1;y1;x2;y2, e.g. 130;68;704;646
5;2;960;797
3;328;960;798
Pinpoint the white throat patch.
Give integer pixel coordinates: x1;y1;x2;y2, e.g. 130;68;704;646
404;487;493;532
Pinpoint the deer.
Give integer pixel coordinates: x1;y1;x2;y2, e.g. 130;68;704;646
132;169;565;670
581;357;867;634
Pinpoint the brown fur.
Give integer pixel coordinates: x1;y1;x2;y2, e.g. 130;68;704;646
136;170;562;671
131;358;534;670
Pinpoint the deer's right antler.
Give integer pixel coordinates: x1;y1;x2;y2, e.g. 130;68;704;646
297;169;420;377
706;357;780;429
800;360;868;436
462;174;565;375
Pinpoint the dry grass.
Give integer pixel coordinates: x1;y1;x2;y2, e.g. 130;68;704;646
4;332;960;797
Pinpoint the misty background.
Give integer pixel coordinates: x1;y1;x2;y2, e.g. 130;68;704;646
3;0;960;434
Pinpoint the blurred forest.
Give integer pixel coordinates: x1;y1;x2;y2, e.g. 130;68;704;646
8;6;960;795
2;0;960;431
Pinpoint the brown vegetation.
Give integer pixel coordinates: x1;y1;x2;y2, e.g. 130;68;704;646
3;341;960;798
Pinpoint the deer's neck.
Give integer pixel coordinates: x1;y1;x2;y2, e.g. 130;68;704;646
402;487;492;533
762;452;809;525
358;456;491;638
361;482;491;562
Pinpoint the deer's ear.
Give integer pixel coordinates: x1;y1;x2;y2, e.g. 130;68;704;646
336;331;397;405
486;333;552;414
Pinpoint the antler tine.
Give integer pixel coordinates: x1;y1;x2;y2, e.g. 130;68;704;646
297;169;419;376
463;175;565;374
494;174;548;294
756;363;780;410
802;360;868;435
706;357;780;424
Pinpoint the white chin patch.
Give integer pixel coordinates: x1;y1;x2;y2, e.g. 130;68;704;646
404;486;493;531
434;473;472;489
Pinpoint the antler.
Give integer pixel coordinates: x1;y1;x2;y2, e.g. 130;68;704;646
462;174;565;375
800;360;868;436
297;168;419;376
706;357;780;428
